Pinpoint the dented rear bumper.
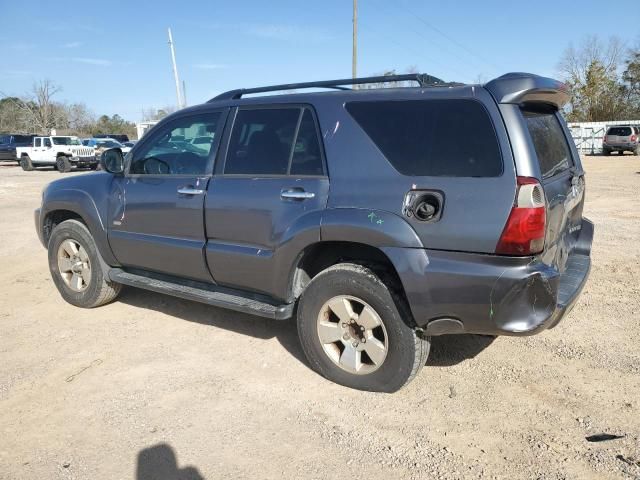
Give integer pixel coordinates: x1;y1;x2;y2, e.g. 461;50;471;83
382;218;594;336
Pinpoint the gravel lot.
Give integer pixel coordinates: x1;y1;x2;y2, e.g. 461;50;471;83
0;155;639;480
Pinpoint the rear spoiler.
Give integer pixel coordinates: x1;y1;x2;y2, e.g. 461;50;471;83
484;73;569;109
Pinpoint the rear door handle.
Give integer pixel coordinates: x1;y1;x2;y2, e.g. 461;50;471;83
281;189;315;200
177;187;205;195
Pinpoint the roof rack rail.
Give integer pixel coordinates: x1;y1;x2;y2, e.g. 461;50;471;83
209;73;449;101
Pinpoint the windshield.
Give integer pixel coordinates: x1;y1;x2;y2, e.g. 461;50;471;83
98;140;122;148
52;137;82;146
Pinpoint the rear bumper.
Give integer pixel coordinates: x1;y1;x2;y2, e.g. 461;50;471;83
603;142;637;150
382;218;594;336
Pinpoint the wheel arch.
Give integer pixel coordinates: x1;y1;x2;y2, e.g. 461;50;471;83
288;241;414;323
41;189;118;265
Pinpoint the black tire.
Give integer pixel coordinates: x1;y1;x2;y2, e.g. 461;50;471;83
297;263;430;392
633;146;639;156
48;219;122;308
20;155;34;171
56;155;72;173
603;148;610;156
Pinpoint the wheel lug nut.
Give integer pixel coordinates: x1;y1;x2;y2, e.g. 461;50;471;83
343;334;349;340
352;341;358;347
342;323;347;328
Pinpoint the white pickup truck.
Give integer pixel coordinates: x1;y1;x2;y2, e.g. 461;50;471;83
16;136;97;172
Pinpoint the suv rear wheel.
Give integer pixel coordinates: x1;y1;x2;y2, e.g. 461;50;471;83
297;263;430;392
48;219;122;308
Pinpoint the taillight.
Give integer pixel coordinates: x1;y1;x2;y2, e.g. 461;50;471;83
496;177;546;256
631;135;637;142
603;135;608;143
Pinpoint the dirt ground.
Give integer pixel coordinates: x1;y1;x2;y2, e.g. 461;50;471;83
0;155;638;480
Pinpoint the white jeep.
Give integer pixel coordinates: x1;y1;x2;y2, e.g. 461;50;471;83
16;136;97;172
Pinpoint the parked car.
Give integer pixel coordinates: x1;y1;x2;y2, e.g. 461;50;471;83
17;136;97;172
82;138;132;156
94;133;129;143
35;72;593;392
0;134;36;162
602;125;639;155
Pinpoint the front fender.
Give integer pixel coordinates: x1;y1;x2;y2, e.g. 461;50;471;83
41;175;119;265
321;208;424;248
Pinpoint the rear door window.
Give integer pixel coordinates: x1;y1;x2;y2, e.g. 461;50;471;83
225;107;324;176
523;111;573;179
345;99;502;177
290;109;324;176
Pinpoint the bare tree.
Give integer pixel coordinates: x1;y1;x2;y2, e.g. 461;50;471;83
64;102;96;135
15;80;65;134
141;105;177;122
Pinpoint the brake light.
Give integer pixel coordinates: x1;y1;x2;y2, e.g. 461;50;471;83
631;135;637;142
496;177;546;255
603;135;608;143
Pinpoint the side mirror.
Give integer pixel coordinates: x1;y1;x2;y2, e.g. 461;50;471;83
101;148;124;174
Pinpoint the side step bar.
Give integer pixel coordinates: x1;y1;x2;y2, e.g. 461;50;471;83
108;268;294;320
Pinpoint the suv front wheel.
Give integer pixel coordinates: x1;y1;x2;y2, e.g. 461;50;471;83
48;219;122;308
297;263;430;392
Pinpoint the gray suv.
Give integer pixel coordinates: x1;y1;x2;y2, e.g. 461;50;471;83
35;72;593;392
603;125;639;155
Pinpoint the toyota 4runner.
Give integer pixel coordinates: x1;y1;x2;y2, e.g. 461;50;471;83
35;73;593;392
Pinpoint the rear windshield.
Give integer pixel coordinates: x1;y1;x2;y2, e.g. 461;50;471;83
346;99;502;177
523;111;572;179
607;126;632;136
13;135;33;143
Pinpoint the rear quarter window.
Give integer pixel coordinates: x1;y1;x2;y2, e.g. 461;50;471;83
523;111;573;179
345;99;503;177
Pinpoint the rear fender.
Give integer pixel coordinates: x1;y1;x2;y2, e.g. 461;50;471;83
321;208;424;248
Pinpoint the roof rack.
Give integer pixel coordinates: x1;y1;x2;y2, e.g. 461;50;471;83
209;73;449;101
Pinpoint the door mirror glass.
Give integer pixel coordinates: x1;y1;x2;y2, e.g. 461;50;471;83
102;148;124;174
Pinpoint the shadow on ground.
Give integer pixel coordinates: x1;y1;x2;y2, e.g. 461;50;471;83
136;443;203;480
118;287;308;366
427;334;495;367
119;288;493;371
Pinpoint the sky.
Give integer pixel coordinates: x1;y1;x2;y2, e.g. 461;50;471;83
1;0;638;123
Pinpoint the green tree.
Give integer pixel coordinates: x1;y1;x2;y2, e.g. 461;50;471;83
621;48;640;118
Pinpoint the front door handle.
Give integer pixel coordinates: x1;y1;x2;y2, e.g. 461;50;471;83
177;187;205;195
281;189;315;200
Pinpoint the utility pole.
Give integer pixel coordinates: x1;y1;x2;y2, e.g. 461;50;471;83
167;28;184;109
352;0;358;80
182;80;187;107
